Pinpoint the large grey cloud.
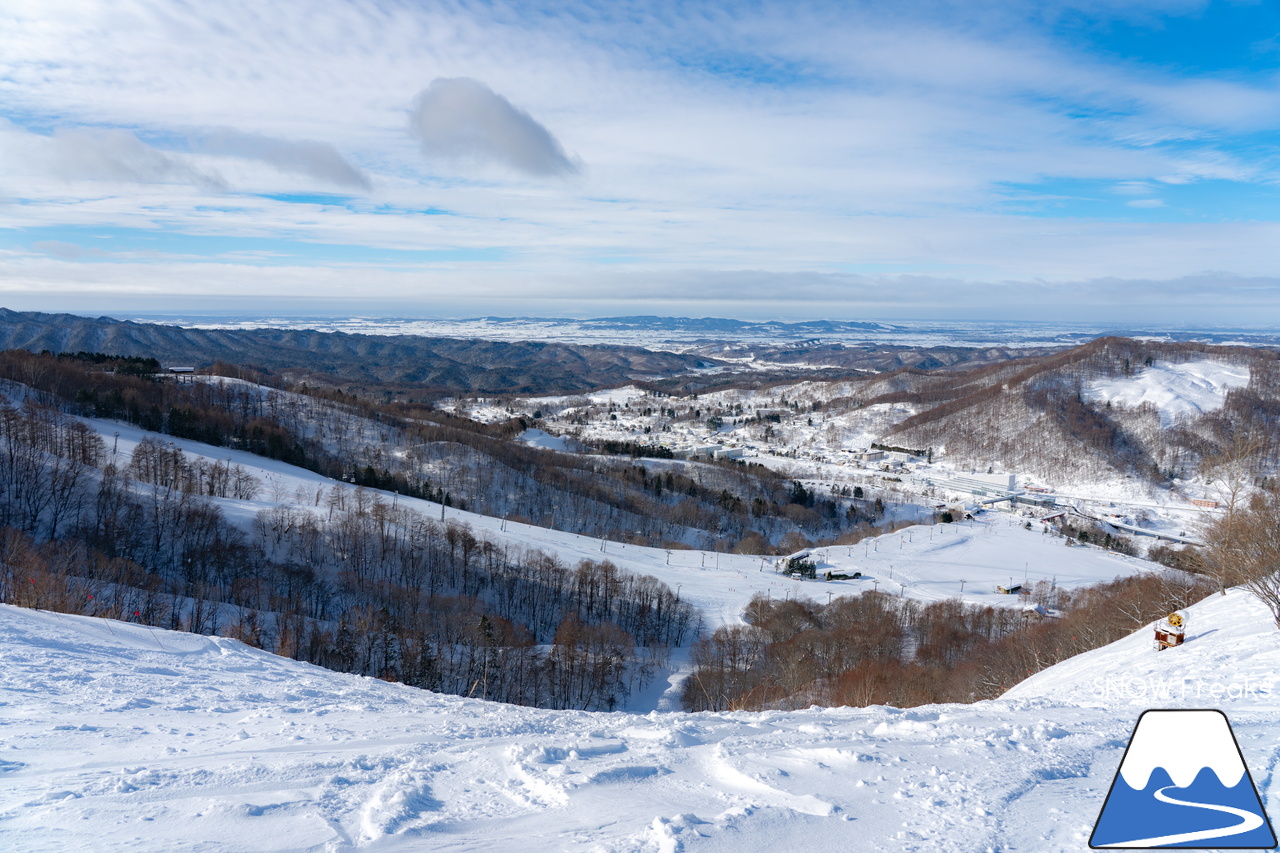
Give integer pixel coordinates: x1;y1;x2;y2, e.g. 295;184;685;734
410;78;579;177
192;129;372;190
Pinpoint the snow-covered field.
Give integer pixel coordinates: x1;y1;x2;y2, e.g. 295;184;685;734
1084;359;1251;428
3;588;1277;852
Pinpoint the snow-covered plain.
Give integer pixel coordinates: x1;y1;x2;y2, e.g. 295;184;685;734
128;314;1280;350
517;428;570;452
3;589;1278;852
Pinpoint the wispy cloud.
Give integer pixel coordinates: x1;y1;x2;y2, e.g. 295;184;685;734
32;240;108;260
1;1;1279;318
190;129;371;190
410;78;579;177
0;121;369;192
5;125;225;189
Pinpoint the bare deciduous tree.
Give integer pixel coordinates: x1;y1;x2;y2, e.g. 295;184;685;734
1201;489;1280;626
1201;427;1267;516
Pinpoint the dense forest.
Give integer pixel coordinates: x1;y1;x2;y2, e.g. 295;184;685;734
0;307;721;397
0;307;1046;399
682;568;1213;711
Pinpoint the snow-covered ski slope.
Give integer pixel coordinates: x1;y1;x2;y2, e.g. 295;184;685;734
75;414;1150;634
1083;359;1250;428
1006;587;1280;709
3;589;1277;852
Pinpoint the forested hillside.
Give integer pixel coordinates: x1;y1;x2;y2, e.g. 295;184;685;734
3;338;1273;716
840;337;1280;487
0;308;1049;400
682;571;1210;711
0;376;701;710
0;349;891;711
0;350;874;551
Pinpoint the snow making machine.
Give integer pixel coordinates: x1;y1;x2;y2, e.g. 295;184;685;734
1154;610;1187;651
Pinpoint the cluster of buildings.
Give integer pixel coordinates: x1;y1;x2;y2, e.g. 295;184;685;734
670;444;746;461
665;440;747;461
924;472;1018;498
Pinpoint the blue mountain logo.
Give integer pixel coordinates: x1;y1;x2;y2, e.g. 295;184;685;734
1091;709;1276;849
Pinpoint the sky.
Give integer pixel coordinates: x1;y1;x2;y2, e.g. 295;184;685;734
2;0;1280;323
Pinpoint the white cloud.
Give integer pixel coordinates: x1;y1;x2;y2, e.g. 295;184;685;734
0;121;370;193
4;256;1280;325
34;126;224;189
1112;181;1156;195
1;1;1278;318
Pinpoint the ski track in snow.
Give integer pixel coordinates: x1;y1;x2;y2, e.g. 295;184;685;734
3;589;1278;851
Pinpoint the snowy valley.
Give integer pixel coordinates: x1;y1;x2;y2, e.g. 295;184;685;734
10;0;1280;846
1;334;1279;851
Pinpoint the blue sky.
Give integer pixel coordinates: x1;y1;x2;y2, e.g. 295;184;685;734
1;0;1279;322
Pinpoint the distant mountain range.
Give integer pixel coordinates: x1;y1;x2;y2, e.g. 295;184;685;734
0;308;1056;397
0;308;722;396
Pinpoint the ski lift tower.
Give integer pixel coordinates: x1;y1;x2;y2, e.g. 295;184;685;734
1154;610;1187;651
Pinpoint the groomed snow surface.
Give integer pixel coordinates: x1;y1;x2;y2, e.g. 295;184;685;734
4;589;1278;852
